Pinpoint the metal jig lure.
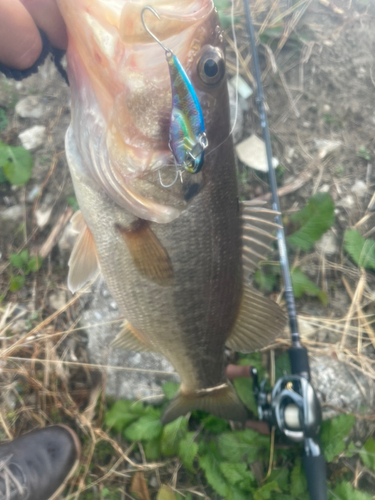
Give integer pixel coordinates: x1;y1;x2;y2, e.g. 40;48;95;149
141;6;208;174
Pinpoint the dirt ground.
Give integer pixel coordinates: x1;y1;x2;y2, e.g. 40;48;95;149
0;0;375;498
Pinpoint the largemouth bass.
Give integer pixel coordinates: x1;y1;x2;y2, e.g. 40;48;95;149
58;0;286;423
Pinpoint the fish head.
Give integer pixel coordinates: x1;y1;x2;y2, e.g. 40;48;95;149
58;0;231;222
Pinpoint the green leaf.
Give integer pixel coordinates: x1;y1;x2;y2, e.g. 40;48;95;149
357;146;371;161
232;377;257;415
162;382;180;400
287;193;335;251
253;481;281;500
271;495;295;500
157;485;176;500
218;430;269;463
105;400;142;432
9;275;25;292
0;141;33;185
66;195;79;212
254;268;277;293
275;352;291;381
161;416;188;456
320;414;355;462
334;481;373;500
291;268;328;305
144;437;161;461
344;230;375;270
178;433;198;472
359;437;375;470
290;458;308;498
175;494;192;500
10;253;26;270
267;468;290;493
199;453;227;497
201;414;230;434
27;256;42;273
101;487;110;498
0;109;8;131
219;462;255;491
124;414;163;442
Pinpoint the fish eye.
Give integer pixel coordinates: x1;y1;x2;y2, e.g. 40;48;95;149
197;47;225;86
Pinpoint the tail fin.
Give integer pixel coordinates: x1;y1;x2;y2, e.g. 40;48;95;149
161;383;247;424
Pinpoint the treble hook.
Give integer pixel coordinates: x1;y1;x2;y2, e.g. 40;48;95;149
141;6;173;56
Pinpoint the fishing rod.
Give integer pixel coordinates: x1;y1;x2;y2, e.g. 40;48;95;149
241;2;327;499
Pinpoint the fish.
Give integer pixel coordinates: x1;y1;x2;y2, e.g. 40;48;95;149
57;0;287;423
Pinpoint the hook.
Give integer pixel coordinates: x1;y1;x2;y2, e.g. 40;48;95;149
141;6;173;56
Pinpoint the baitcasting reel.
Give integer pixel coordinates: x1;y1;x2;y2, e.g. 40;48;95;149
250;344;327;500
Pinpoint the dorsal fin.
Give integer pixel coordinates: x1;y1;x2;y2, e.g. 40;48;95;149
226;285;286;352
111;321;152;352
240;202;281;272
68;211;99;293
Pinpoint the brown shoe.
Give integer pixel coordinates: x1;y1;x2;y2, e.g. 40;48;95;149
0;425;80;500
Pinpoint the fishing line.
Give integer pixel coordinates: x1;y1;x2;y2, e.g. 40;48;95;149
158;162;179;188
204;0;240;159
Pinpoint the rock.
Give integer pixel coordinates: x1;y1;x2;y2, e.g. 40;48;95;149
228;82;247;144
1;205;23;220
310;354;374;420
18;125;46;150
337;195;355;209
35;206;53;228
83;280;179;401
315;230;338;255
318;184;330;193
236;135;279;172
314;139;342;159
27;185;41;202
49;290;67;311
15;96;48;119
351;179;367;197
229;74;253;99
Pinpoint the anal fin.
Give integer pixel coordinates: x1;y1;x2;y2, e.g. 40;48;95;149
68;211;99;293
226;286;286;352
115;219;173;286
161;383;247;424
111;321;152;352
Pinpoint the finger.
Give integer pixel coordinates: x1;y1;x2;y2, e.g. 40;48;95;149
226;364;253;380
21;0;67;50
0;0;42;70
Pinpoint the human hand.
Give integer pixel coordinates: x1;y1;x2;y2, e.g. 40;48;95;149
0;0;67;70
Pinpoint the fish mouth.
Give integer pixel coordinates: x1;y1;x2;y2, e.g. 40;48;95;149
63;0;215;222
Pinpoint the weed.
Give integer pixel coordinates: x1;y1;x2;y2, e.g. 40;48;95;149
357;146;371;161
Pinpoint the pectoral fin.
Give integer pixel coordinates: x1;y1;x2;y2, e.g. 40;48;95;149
226;285;286;352
111;321;152;352
241;201;281;271
68;211;99;293
115;219;173;286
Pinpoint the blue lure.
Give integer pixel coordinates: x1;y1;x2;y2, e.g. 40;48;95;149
141;6;208;174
